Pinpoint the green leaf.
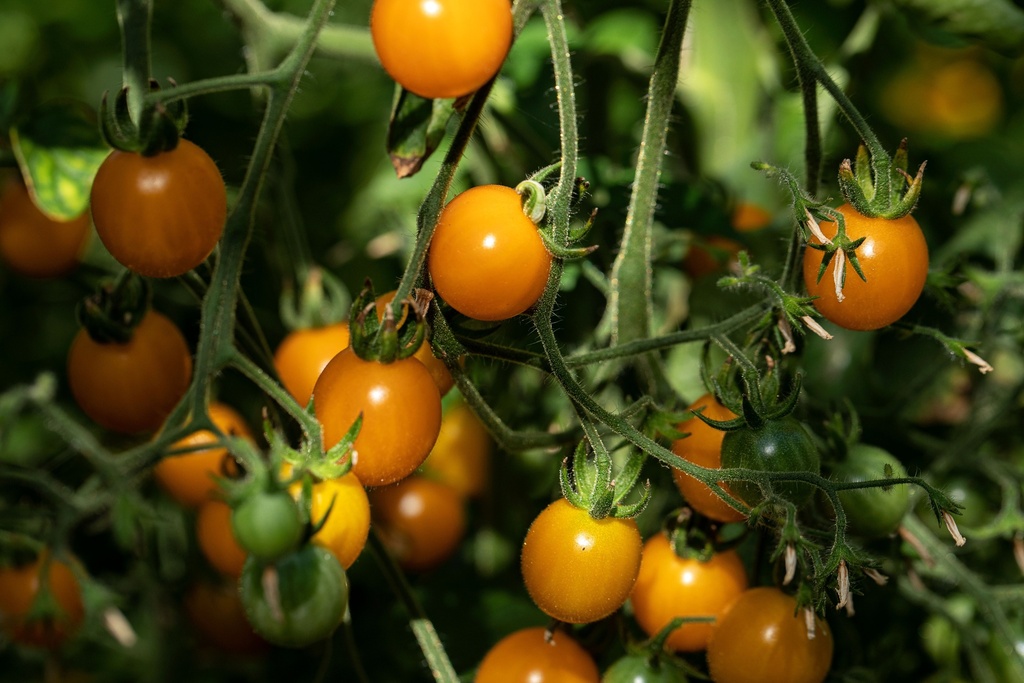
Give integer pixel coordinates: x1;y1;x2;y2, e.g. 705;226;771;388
386;88;456;179
11;102;109;220
890;0;1024;53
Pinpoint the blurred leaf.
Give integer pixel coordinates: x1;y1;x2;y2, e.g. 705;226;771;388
386;88;456;179
10;101;108;220
583;9;659;70
889;0;1024;53
0;80;19;131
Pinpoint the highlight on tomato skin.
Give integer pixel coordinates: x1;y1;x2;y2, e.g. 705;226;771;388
371;475;466;572
475;626;600;683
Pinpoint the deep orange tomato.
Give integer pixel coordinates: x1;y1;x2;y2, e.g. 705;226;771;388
90;139;227;278
682;235;742;280
370;0;513;100
313;347;441;486
475;626;600;683
0;552;85;648
274;322;351;408
306;472;371;569
183;580;268;655
706;587;833;683
802;204;928;331
630;533;748;652
731;202;773;233
671;393;746;523
520;499;642;624
0;180;91;278
67;310;193;434
375;290;455;396
154;402;251;507
371;475;465;572
421;399;491;498
196;499;248;578
428;185;552;322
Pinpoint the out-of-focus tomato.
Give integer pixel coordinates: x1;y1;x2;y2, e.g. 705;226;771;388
183;580;268;655
421;399;491;498
196;499;248;578
371;475;466;572
274;322;351;408
0;179;91;278
0;552;85;648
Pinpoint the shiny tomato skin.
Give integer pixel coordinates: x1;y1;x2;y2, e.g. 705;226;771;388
196;499;248;578
671;394;746;523
428;185;552;322
630;533;748;652
307;472;371;569
706;587;833;683
312;347;442;487
370;0;513;100
154;402;252;507
90;139;227;278
720;417;820;506
371;475;466;572
602;654;689;683
802;204;928;331
183;580;268;655
274;322;351;408
422;399;491;498
0;179;91;278
0;553;85;648
67;310;193;434
475;626;600;683
521;499;642;624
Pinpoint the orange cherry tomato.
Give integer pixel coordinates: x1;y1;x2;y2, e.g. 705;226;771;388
0;552;85;648
67;310;193;434
370;0;513;100
313;347;441;487
371;475;465;572
273;322;351;408
671;393;746;523
629;533;748;652
154;402;252;507
90;139;227;278
520;499;642;624
731;202;773;233
375;290;455;396
421;399;491;498
428;185;552;322
706;587;833;683
682;235;742;280
183;580;267;655
802;204;929;331
196;499;248;578
0;179;91;278
307;472;371;569
475;626;600;683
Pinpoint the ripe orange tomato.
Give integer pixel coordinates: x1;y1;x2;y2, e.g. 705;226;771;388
90;139;227;278
421;400;491;498
0;552;85;648
520;499;642;624
671;393;746;523
306;472;371;569
475;626;600;683
629;533;748;652
371;475;465;572
428;185;552;322
706;587;833;683
196;499;248;578
370;0;513;100
731;202;773;232
313;347;441;487
274;322;351;408
682;235;742;280
183;580;268;655
0;179;91;278
154;402;251;507
802;204;928;331
67;310;193;434
375;290;455;395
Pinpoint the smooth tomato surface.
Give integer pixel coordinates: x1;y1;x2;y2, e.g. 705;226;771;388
196;499;248;578
520;499;642;624
313;348;441;486
0;180;91;278
67;310;193;434
183;580;267;655
231;491;304;562
475;626;599;683
422;399;491;498
371;475;465;572
274;322;351;408
671;393;746;523
630;533;748;652
832;444;911;538
306;472;371;569
428;185;552;322
154;402;252;507
0;553;84;648
720;416;820;506
706;587;833;683
90;139;227;278
370;0;513;100
802;204;928;331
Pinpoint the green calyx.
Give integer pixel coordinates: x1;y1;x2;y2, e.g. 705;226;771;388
804;205;868;288
279;266;351;331
838;140;926;220
347;281;429;364
558;439;650;520
76;272;151;345
694;368;802;433
99;79;188;156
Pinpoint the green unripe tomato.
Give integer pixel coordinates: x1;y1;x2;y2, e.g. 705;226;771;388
239;544;348;647
720;416;820;506
231;491;304;561
833;444;911;538
602;654;689;683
